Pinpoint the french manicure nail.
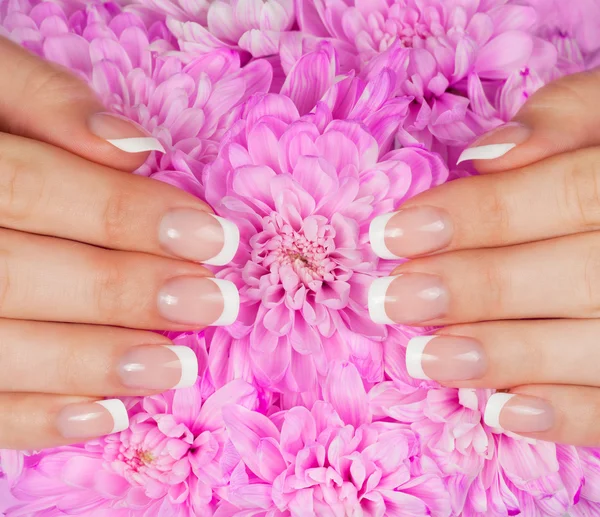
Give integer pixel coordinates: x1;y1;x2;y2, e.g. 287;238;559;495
406;335;488;381
368;274;449;325
56;399;129;439
89;112;165;153
118;345;198;390
159;209;239;265
158;277;239;327
457;122;531;164
484;393;555;433
370;206;453;259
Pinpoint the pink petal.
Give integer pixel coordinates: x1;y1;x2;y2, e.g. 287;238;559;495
222;405;281;480
281;42;337;115
195;380;258;432
323;362;370;427
475;30;534;79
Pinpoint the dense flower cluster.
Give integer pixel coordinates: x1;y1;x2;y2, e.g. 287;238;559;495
1;0;600;516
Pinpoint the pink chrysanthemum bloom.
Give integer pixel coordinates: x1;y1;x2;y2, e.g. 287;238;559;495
288;0;559;150
135;0;295;58
5;372;262;516
214;363;452;516
202;64;448;392
371;380;585;516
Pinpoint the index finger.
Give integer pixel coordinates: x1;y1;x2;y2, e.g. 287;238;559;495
370;146;600;258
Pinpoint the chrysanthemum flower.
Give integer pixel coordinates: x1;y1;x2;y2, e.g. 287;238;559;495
202;68;448;392
5;362;261;516
289;0;560;150
137;0;295;58
215;363;452;516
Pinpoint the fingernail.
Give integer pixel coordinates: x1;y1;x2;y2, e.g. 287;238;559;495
370;206;453;259
159;209;239;265
484;393;555;433
457;122;531;164
158;277;239;327
88;112;165;153
56;399;129;439
368;274;449;325
406;335;487;381
118;345;198;390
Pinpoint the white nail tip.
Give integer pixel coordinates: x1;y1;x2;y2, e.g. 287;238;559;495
209;278;240;326
406;336;436;380
106;137;166;154
164;346;198;389
95;399;129;434
203;216;240;266
370;213;401;260
368;275;400;325
457;143;517;164
483;393;515;430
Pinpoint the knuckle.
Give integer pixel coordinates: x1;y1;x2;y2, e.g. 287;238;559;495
21;64;92;109
94;256;137;324
581;243;600;316
0;143;43;222
102;191;135;247
564;151;600;229
0;247;12;315
478;256;510;316
476;183;512;244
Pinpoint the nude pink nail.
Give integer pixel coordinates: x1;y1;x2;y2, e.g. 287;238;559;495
56;399;129;439
484;393;555;433
457;122;531;164
368;274;449;325
158;277;239;327
370;206;454;259
118;345;198;390
159;209;239;266
406;335;488;381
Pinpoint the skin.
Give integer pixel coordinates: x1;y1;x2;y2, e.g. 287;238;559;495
390;67;600;446
0;37;218;449
3;32;600;447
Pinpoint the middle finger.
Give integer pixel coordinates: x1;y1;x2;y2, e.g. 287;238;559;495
368;230;600;325
0;228;239;329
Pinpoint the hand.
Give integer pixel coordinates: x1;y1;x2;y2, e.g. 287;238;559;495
368;68;600;446
0;37;239;450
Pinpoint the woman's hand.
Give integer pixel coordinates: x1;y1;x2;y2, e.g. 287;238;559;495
0;37;239;450
368;68;600;446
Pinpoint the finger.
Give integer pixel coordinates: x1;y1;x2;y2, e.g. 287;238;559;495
0;319;198;395
370;147;600;259
0;36;163;171
0;393;130;449
368;231;600;326
0;229;240;330
457;69;600;173
403;320;600;389
483;385;600;447
0;133;238;264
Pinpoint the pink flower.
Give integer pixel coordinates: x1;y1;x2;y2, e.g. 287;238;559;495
5;377;261;517
202;84;447;393
137;0;295;58
290;0;560;150
217;363;452;516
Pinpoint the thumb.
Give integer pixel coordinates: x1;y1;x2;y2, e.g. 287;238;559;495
458;68;600;173
0;36;164;171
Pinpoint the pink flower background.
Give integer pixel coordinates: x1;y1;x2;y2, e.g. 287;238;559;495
2;0;600;515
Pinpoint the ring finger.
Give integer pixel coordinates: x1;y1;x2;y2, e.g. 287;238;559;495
368;230;600;326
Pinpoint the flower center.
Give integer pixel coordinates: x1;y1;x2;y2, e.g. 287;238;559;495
251;214;337;287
